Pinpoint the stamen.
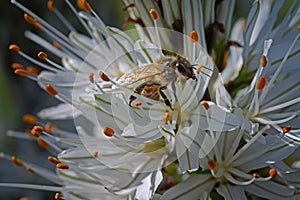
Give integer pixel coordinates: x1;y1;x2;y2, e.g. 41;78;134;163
163;113;170;124
56;163;69;169
135;101;142;106
14;69;29;77
256;76;266;90
260;55;267;67
208;160;216;170
26;66;39;75
12;0;77;51
269;168;277;178
19;197;29;200
103;126;115;137
196;64;202;74
9;44;20;52
37;138;49;149
23;13;38;26
190;30;199;62
37;51;48;60
64;0;97;41
88;72;94;83
22;114;38;125
11;63;23;69
99;71;111;82
92;150;98;157
77;0;92;12
189;30;198;43
149;9;158;20
54;193;62;200
11;156;24;167
45;122;58;133
9;43;60;72
259;29;300;103
252;173;260;179
48;156;61;164
47;0;54;12
52;41;60;49
200;100;209;110
30;129;40;137
45;84;58;96
33;125;44;132
282;125;292;134
38;51;65;70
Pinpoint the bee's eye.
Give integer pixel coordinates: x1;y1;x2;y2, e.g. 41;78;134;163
176;63;185;73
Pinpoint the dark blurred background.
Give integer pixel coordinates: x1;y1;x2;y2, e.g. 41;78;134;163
0;0;128;199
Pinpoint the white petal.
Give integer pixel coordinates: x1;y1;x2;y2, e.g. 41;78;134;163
216;184;247;200
160;174;216;200
244;181;294;200
38;103;81;119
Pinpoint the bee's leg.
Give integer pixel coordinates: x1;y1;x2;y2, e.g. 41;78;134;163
159;86;174;110
128;81;154;106
129;95;137;106
171;82;177;100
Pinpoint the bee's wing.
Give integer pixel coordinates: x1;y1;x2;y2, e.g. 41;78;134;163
116;64;166;86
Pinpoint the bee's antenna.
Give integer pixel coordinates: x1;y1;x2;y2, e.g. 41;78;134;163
192;64;213;77
191;64;213;71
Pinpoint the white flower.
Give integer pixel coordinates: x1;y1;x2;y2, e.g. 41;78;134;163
2;0;300;199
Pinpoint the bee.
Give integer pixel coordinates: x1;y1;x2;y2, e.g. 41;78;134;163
116;55;198;110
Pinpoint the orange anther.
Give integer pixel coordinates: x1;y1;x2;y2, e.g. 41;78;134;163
196;64;202;74
92;150;98;157
30;129;40;137
88;72;94;83
11;63;23;69
135;101;142;106
149;9;158;20
19;197;29;200
45;84;58;96
26;66;39;75
256;76;266;90
208;160;216;170
33;125;44;131
22;114;38;125
298;25;300;30
9;44;20;52
77;0;92;12
103;126;115;137
163;113;170;124
48;156;61;164
200;100;209;110
52;41;60;49
14;69;29;77
54;193;62;200
190;30;199;43
260;55;267;67
47;0;54;11
24;13;38;25
38;51;48;60
269;168;277;177
11;156;24;167
282;125;292;134
38;138;48;149
99;71;110;82
56;163;69;169
45;122;55;133
253;173;260;178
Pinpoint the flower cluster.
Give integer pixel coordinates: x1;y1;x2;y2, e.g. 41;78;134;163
2;0;300;199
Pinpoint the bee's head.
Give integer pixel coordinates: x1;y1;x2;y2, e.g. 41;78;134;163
172;55;197;81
